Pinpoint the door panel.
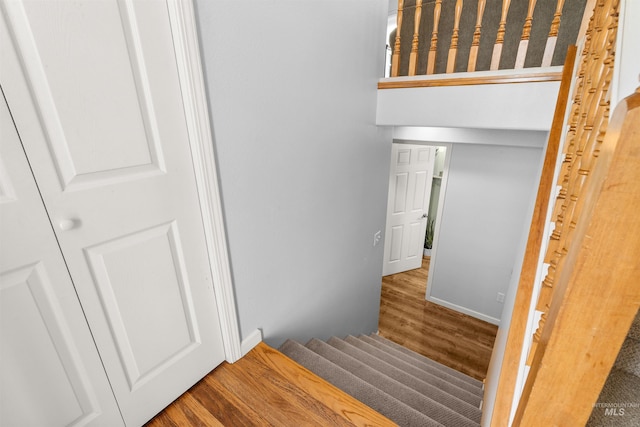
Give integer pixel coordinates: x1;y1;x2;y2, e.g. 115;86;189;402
412;171;428;210
392;172;409;213
389;225;403;262
1;1;225;425
15;0;165;189
0;93;123;427
84;221;201;391
383;144;436;276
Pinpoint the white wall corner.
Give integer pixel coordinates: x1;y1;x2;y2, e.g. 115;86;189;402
241;329;263;357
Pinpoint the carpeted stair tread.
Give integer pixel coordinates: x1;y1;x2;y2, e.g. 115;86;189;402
588;309;640;425
326;336;482;423
369;334;483;388
279;339;442;427
613;336;640;377
587;369;640;426
305;338;479;427
350;335;483;400
343;336;482;407
627;310;640;341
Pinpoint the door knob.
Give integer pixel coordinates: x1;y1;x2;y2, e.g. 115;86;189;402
58;218;78;231
420;213;428;219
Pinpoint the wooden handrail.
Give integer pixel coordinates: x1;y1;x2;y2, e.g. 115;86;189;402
506;1;634;424
525;0;618;366
378;69;561;89
514;87;639;425
488;44;577;427
488;2;610;424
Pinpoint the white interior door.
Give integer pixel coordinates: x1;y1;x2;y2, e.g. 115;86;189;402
1;2;225;425
0;92;124;426
383;144;436;276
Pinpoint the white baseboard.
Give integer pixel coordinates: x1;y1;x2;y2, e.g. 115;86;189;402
427;296;501;325
240;328;263;357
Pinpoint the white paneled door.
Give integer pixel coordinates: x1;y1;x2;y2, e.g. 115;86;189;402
1;1;226;425
383;144;436;276
1;90;125;427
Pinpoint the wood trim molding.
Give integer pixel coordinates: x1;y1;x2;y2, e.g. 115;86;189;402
167;0;242;363
378;71;562;89
489;45;577;427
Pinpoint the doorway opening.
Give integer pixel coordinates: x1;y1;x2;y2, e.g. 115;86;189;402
423;146;446;258
382;141;451;299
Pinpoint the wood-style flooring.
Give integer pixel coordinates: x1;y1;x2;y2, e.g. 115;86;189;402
378;256;498;381
147;256;496;426
145;342;394;427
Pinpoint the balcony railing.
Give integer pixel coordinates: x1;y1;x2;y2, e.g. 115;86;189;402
387;0;587;81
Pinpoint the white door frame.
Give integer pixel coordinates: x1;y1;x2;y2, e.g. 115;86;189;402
166;1;242;363
388;139;452;301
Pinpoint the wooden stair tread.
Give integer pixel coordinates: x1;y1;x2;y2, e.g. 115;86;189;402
146;342;395;426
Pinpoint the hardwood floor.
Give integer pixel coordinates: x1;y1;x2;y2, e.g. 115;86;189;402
378;256;498;381
146;256;497;426
145;342;394;427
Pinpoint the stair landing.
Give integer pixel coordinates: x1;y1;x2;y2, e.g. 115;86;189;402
145;341;395;426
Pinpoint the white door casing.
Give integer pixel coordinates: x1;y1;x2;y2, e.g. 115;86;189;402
383;144;436;276
1;1;237;425
0;92;124;427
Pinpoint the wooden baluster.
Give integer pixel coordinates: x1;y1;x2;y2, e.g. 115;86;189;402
490;0;511;70
542;0;566;66
391;0;404;77
446;0;464;73
426;0;443;75
467;0;487;72
515;0;538;68
408;0;423;76
525;0;618;368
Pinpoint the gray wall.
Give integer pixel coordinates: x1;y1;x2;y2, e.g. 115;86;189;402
429;142;544;323
195;0;391;347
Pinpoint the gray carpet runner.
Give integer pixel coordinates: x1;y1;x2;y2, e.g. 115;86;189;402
279;334;483;427
587;309;640;425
